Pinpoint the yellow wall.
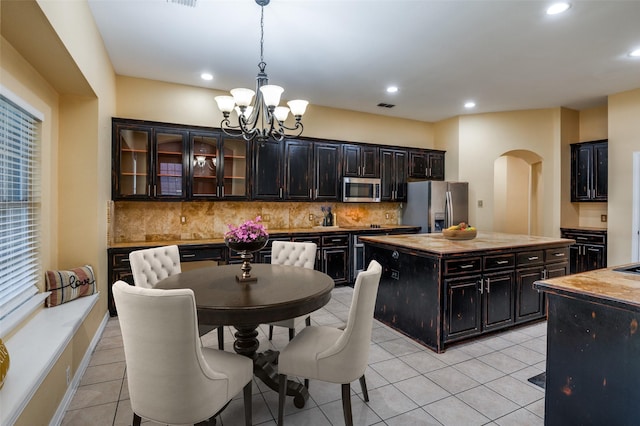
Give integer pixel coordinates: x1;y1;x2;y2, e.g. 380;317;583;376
116;75;436;148
433;116;460;180
1;0;116;424
608;88;640;265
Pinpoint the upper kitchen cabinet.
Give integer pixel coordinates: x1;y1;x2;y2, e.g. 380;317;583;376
314;142;341;200
408;149;445;181
190;132;249;199
252;139;284;200
284;139;314;200
342;144;379;178
113;119;187;200
571;140;608;202
380;148;407;202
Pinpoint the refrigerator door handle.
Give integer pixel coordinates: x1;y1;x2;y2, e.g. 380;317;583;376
445;191;453;228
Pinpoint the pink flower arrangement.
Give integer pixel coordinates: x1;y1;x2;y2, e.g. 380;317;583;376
224;216;269;243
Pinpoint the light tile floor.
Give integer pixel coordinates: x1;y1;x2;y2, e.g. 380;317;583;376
61;286;547;426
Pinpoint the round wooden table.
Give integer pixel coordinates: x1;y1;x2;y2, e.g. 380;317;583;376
156;263;334;407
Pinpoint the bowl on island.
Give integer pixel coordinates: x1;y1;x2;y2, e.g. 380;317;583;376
442;228;477;240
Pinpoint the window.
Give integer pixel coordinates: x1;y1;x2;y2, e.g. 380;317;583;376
0;93;41;321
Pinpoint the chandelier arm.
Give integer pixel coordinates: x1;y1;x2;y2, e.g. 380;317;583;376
275;121;304;136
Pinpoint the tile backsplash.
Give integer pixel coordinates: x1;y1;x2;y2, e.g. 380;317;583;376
111;201;403;243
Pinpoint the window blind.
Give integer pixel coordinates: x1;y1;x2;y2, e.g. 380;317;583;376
0;94;41;320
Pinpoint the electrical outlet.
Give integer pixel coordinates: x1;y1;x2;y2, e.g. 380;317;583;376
262;214;270;222
601;214;607;222
385;213;390;219
180;216;186;224
66;366;71;386
309;213;314;221
478;200;483;207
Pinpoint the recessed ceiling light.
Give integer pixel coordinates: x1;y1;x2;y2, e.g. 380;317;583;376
546;2;571;15
200;73;213;81
464;101;476;109
386;86;399;94
629;48;640;57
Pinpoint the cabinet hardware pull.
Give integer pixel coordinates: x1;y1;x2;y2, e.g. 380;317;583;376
221;186;224;197
279;187;283;198
554;252;565;257
122;259;130;263
460;264;474;269
528;256;539;261
496;260;509;265
478;278;484;294
486;277;491;293
309;188;312;198
576;237;588;240
154;184;157;197
182;254;196;258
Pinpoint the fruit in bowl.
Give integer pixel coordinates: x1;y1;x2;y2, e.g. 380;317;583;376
442;222;477;240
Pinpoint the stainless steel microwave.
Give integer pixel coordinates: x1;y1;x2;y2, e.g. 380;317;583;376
342;177;381;202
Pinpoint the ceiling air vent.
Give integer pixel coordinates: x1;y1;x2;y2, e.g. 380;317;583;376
168;0;197;7
377;103;395;108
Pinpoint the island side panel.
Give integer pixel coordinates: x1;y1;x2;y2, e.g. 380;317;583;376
366;243;442;352
544;292;640;425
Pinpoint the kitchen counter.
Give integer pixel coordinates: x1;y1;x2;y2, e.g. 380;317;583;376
534;265;640;425
360;231;573;255
109;225;420;248
363;232;573;352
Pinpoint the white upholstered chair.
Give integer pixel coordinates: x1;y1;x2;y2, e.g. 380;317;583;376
267;240;318;340
277;260;383;426
129;245;225;349
112;280;253;426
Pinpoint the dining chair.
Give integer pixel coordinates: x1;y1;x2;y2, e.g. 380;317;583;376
267;240;318;341
129;245;225;349
112;280;253;426
276;260;383;426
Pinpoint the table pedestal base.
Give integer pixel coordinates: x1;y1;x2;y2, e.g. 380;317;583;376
233;325;309;408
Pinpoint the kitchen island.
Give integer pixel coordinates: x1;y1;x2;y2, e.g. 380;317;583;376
534;264;640;426
361;232;573;353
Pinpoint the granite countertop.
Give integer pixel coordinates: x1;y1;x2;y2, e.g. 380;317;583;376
535;264;640;309
109;225;420;249
360;231;574;255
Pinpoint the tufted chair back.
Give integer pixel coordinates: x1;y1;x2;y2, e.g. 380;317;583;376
129;245;181;289
271;241;317;269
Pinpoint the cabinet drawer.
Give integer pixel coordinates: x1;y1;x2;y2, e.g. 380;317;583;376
483;254;515;271
112;252;132;269
516;250;544;267
545;247;569;264
561;230;607;245
292;236;321;246
322;234;350;247
180;247;226;262
444;257;482;275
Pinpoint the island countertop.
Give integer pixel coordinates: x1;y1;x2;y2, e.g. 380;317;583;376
534;263;640;311
360;231;574;255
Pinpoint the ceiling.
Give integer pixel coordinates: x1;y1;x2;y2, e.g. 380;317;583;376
87;0;640;123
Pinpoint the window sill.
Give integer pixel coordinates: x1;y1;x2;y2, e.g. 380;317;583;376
0;293;100;426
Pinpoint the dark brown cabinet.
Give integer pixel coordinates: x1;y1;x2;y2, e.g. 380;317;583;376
321;234;350;285
342;144;379;178
408;149;445;180
561;228;607;274
314;142;341;200
113;120;188;200
284;139;313;200
190;132;249;199
571;140;607;202
380;148;407;201
252;139;284;200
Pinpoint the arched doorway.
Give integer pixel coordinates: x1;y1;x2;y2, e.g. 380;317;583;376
493;150;543;235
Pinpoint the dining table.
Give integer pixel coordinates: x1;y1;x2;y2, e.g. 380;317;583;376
155;263;335;408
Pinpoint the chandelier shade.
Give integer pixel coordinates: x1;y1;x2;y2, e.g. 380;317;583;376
214;0;308;143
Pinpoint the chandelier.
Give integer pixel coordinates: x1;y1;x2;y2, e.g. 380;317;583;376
214;0;308;144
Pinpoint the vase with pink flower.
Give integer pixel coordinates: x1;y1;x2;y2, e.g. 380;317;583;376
224;216;269;282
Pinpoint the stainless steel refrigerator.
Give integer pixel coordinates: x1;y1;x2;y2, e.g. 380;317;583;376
402;181;469;233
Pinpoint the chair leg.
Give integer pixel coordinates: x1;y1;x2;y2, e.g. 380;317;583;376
269;325;274;340
341;383;353;426
288;328;295;341
217;326;224;350
278;374;287;425
359;375;369;402
304;378;309;390
243;380;252;426
305;316;311;327
132;413;142;426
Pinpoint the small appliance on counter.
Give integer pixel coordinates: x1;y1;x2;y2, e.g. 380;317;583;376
402;181;469;233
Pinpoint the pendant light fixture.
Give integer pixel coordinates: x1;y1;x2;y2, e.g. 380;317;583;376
215;0;308;143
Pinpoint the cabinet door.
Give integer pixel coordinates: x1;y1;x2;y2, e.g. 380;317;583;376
360;146;379;178
314;143;340;200
252;140;283;199
584;245;606;271
154;129;187;198
572;144;593;201
394;150;408;200
380;149;395;201
445;275;482;340
114;124;152;199
220;136;249;199
483;271;515;331
342;144;360;177
409;150;427;179
515;266;544;322
427;152;445;181
284;139;313;200
568;244;581;274
191;132;220;198
109;270;135;316
323;247;349;284
593;142;608;201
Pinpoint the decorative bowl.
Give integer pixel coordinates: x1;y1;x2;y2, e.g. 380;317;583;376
225;238;268;253
442;229;477;240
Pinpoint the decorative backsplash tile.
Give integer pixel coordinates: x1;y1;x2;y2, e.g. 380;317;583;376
112;201;403;243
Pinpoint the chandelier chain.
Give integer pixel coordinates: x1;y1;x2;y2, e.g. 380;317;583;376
260;5;265;65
